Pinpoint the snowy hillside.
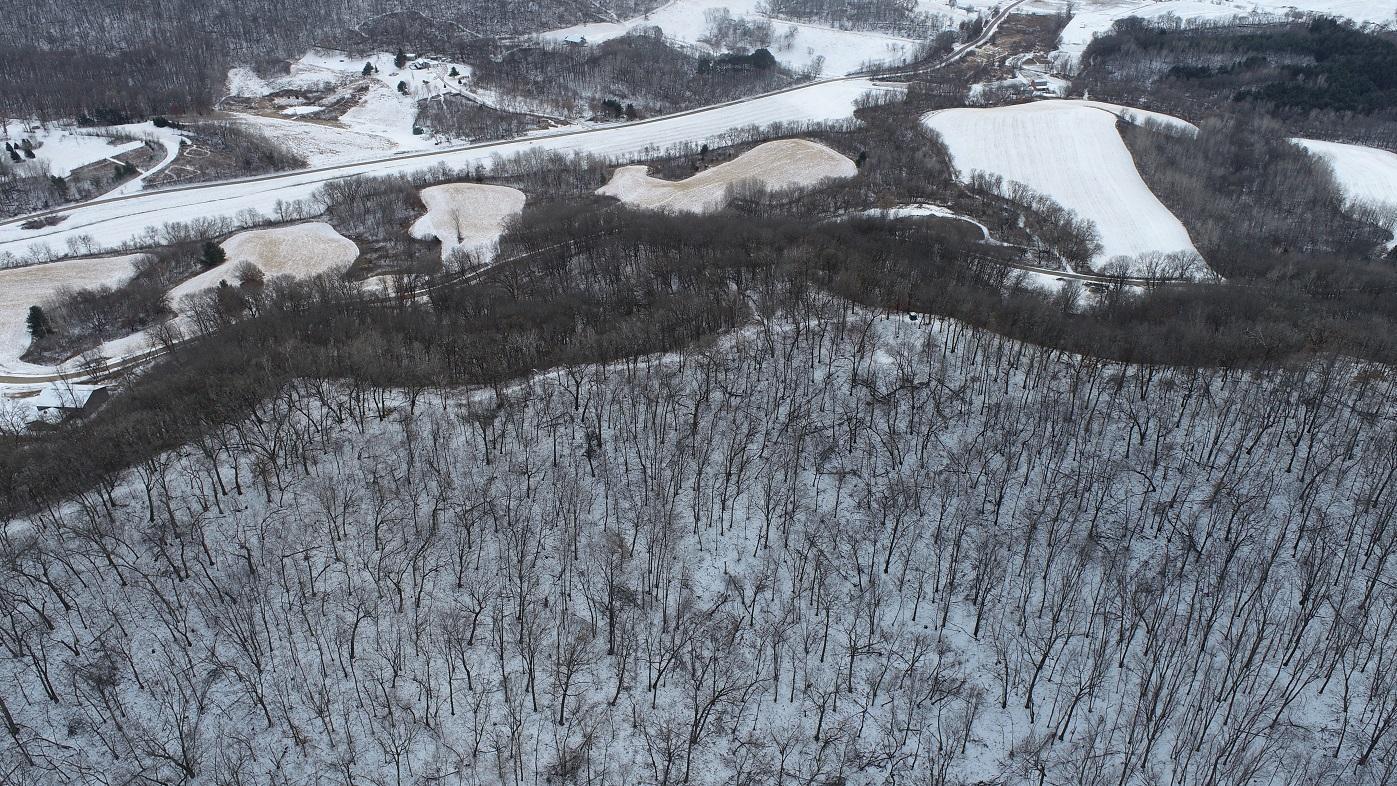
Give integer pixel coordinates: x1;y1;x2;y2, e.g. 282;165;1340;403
1295;138;1397;248
923;100;1208;275
4;312;1397;784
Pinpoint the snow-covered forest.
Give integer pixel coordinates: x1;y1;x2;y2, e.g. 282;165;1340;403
4;306;1397;785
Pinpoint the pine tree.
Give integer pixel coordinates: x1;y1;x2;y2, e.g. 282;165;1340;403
394;48;408;69
201;241;226;269
449;66;460;77
26;305;53;339
397;80;409;95
363;62;375;76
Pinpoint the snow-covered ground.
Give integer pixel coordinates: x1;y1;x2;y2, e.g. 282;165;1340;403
229;113;399;168
175;222;358;302
0;79;900;262
540;0;974;76
85;223;359;370
1296;138;1397;249
924;100;1207;274
597;138;855;212
0;123;143;178
410;183;527;261
225;48;479;156
0;254;145;374
1051;0;1397;71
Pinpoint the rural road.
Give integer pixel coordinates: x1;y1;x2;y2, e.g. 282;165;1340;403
0;1;1033;385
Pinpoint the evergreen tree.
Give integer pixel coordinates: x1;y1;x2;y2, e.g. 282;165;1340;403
397;80;409;95
394;48;408;69
26;305;53;339
201;240;226;269
449;66;460;77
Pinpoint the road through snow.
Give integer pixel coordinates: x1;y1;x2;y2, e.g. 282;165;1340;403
0;79;898;261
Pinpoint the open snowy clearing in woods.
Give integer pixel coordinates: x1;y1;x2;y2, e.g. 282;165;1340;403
923;100;1205;274
1297;138;1397;249
597;138;856;212
410;184;527;262
0;255;144;372
0;124;144;178
1050;0;1397;71
170;223;358;308
539;0;972;76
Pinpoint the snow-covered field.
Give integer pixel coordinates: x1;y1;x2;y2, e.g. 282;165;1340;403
0;123;143;178
0;254;144;374
924;100;1206;274
1296;138;1397;249
1051;0;1397;71
228;113;398;168
0;79;899;261
540;0;973;76
82;223;360;370
410;183;527;261
173;222;357;305
597;138;856;212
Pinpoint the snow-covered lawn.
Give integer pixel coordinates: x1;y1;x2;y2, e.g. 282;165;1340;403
0;254;144;372
0;123;144;178
1296;138;1397;249
410;184;527;262
0;79;897;260
540;0;972;76
923;100;1206;274
1052;0;1397;71
597;138;856;212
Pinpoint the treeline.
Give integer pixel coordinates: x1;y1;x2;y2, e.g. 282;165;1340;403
0;0;664;122
759;0;958;37
1120;114;1387;275
1078;17;1397;147
416;96;550;144
471;30;798;119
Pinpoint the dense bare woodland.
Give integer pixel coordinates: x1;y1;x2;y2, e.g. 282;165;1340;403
0;0;663;120
7;1;1397;782
4;307;1397;785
